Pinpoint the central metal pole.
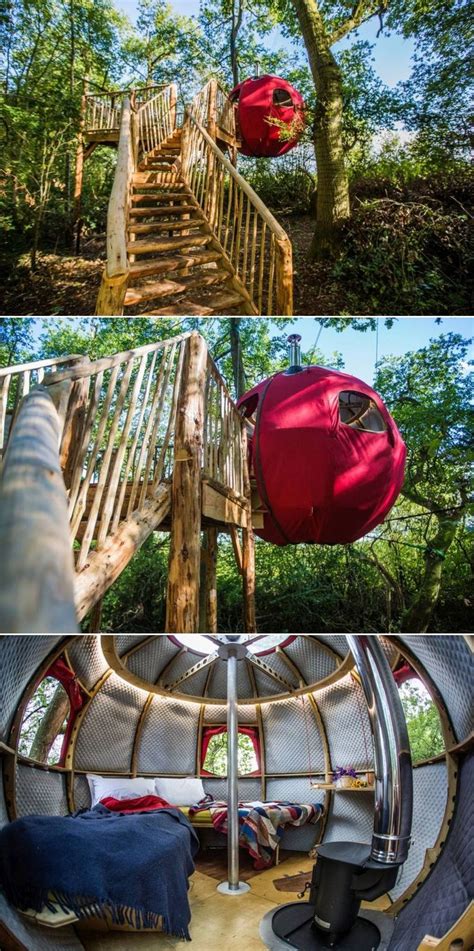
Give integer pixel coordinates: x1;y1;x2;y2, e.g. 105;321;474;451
217;641;250;895
227;647;240;889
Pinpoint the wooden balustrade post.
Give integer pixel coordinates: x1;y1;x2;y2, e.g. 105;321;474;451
0;388;78;633
275;238;293;316
165;332;208;633
170;82;178;131
241;424;256;632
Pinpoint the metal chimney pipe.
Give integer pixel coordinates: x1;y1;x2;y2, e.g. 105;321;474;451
286;334;302;373
346;635;413;864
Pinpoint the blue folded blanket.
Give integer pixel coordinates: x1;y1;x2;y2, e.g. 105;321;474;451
0;804;200;939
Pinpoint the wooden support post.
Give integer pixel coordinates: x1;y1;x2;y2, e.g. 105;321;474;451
58;371;90;490
199;527;218;633
275;237;293;316
165;332;208;633
95;271;129;315
241;424;256;632
0;388;78;633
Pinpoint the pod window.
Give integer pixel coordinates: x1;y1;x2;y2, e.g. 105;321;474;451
18;677;70;765
273;88;294;107
398;678;444;765
339;391;386;432
202;726;260;776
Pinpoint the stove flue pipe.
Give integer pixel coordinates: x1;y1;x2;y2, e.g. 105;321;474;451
346;636;413;865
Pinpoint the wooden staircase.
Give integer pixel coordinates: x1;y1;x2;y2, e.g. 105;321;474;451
93;81;293;317
124;130;246;315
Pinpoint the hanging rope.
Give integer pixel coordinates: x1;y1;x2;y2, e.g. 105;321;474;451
300;694;314;786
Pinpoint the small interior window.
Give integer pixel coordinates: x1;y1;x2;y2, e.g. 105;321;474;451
273;88;293;107
339;391;386;432
398;679;444;765
202;729;259;776
18;677;70;765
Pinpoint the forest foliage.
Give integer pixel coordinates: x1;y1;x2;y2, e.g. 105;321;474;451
2;316;471;634
0;0;472;314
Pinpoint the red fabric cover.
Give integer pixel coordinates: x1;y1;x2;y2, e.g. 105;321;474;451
393;662;417;686
238;366;406;545
45;656;86;765
230;75;305;157
100;795;173;813
201;725;261;775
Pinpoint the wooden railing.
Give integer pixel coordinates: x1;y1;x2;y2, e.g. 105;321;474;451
0;333;253;633
191;79;236;141
138;83;178;158
85;94;121;132
0;354;83;459
84;85;168;135
204;358;244;497
40;334;189;571
181;112;293;315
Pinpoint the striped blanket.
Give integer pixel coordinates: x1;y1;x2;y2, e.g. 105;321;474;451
189;800;323;869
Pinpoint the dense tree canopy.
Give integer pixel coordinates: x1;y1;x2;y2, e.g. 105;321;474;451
0;0;471;313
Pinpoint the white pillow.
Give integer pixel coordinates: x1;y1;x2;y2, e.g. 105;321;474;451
87;774;155;807
154;776;205;806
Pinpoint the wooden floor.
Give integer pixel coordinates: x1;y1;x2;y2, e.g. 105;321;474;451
79;852;391;950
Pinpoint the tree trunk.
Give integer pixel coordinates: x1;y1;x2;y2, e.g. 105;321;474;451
29;684;69;762
229;318;246;398
291;0;350;258
402;515;460;633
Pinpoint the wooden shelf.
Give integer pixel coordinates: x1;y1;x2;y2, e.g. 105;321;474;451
311;783;374;793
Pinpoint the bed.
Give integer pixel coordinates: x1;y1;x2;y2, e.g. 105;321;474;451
0;797;199;939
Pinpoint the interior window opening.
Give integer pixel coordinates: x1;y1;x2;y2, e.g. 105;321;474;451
273;88;293;107
339;390;387;432
18;677;70;765
202;727;260;776
397;676;445;765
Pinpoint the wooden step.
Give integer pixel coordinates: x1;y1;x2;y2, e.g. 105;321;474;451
129;249;223;279
139;289;245;316
133;172;177;183
129;204;197;217
124;269;231;305
133;181;183;191
131;191;190;205
129;219;205;235
128;234;211;255
142;301;215;315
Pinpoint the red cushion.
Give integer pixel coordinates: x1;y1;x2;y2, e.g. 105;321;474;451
100;795;172;813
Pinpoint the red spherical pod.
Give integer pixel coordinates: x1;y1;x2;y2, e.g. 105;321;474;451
238;359;406;546
230;74;305;158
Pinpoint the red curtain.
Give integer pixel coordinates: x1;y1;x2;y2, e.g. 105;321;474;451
45;656;86;765
201;725;261;775
393;662;418;686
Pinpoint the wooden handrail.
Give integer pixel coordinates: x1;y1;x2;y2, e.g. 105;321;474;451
0;387;78;633
0;354;84;459
182;111;293;315
95;97;138;314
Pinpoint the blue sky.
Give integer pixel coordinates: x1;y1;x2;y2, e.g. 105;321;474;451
114;0;415;89
281;317;473;382
31;318;472;385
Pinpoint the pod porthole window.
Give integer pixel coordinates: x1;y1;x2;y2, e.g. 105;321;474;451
202;726;260;776
18;677;70;765
273;88;293;107
339;390;387;432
